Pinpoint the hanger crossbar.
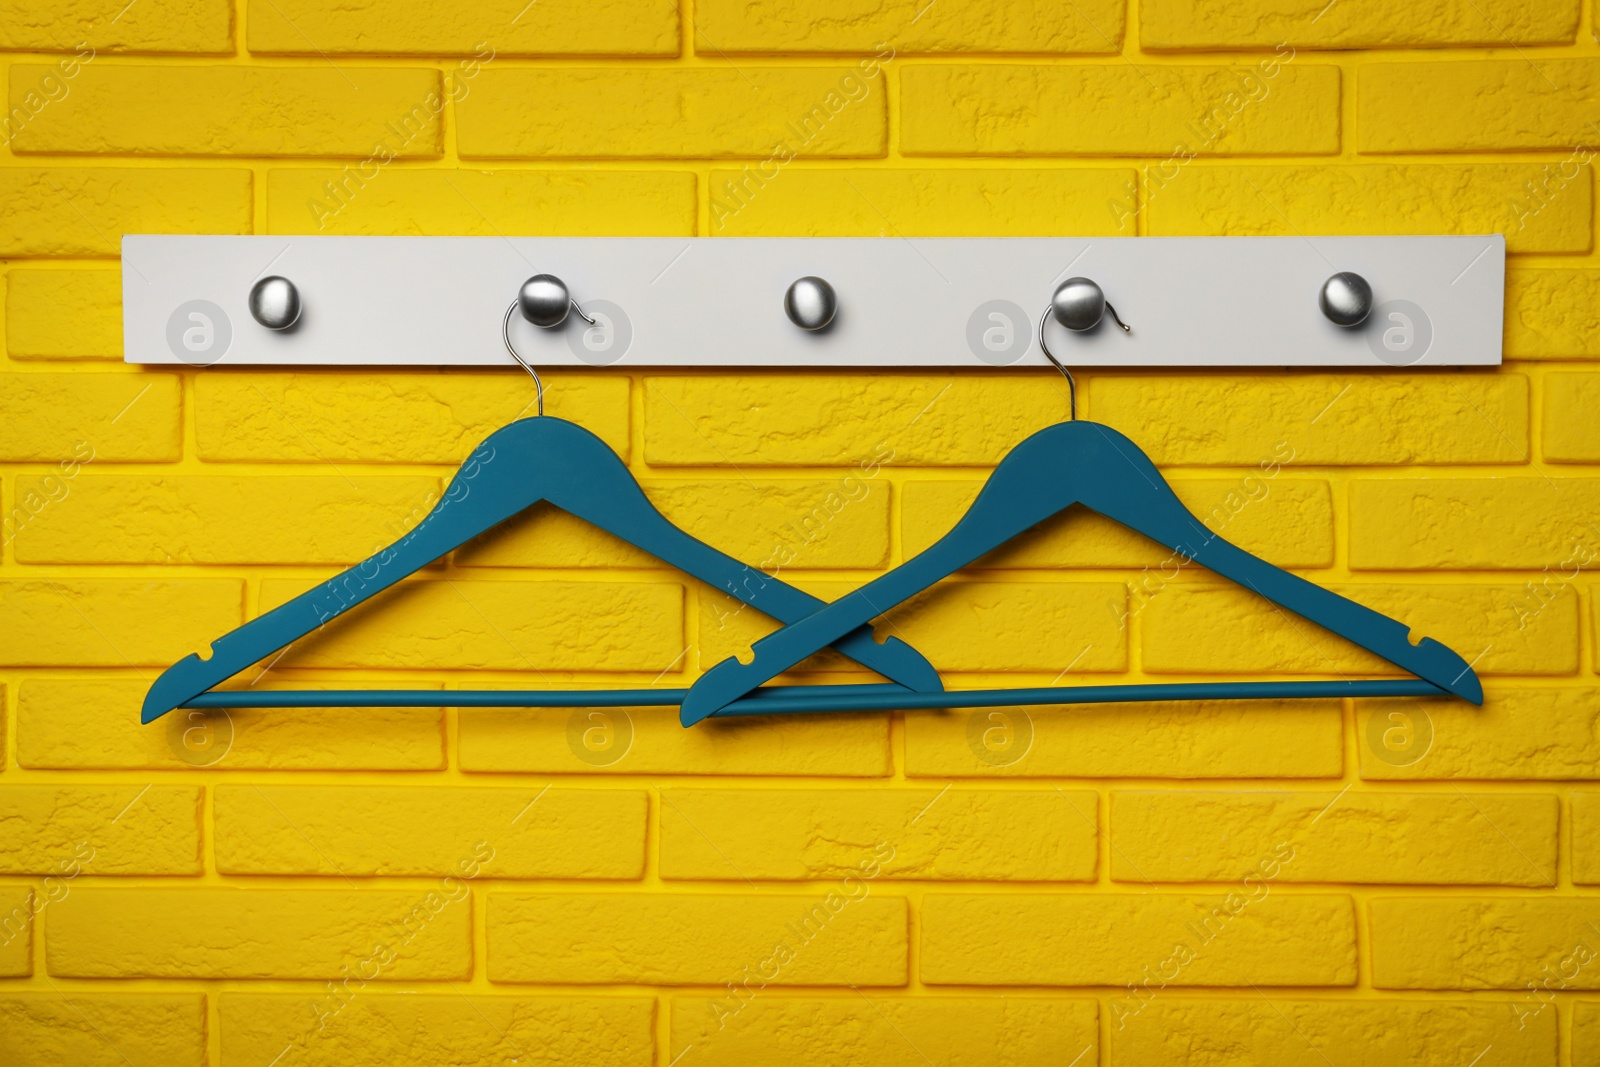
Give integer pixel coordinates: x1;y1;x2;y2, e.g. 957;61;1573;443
179;678;1448;715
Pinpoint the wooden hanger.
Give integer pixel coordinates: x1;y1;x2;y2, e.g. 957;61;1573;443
679;418;1483;725
140;415;943;723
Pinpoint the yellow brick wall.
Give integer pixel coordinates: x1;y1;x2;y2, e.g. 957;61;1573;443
1;0;1598;1063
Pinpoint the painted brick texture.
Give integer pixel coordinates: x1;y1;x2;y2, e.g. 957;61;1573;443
0;2;1595;1063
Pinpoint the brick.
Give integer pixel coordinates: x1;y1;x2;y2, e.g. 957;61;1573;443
18;679;444;771
710;166;1139;236
1359;689;1600;780
0;1;229;51
4;269;120;359
266;168;694;236
903;477;1333;569
0;994;207;1067
1107;999;1556;1067
698;0;1120;53
10;65;443;157
1147;163;1590;253
247;0;674;54
0;888;32;976
49;888;471;978
906;700;1343;778
460;68;886;159
1569;793;1600;884
1142;0;1576;49
457;477;892;571
0;373;178;461
488;892;907;984
670;996;1097;1067
1142;582;1577;676
1544;373;1600;459
0;168;250;257
1090;374;1529;465
216;785;644;878
0;785;200;875
645;374;1066;466
902;63;1339;156
1508;270;1600;359
0;579;241;667
1573;1002;1600;1065
659;788;1096;881
1369;898;1600;989
13;475;441;564
922;892;1355;985
703;579;1127;674
1361;60;1600;151
1111;790;1557;885
1350;478;1600;569
258;578;682;671
195;371;627;462
460;705;890;776
220;993;654;1067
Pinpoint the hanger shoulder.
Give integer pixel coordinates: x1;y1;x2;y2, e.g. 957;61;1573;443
1101;495;1484;703
1193;539;1482;702
143;424;559;722
1070;422;1481;703
543;428;942;693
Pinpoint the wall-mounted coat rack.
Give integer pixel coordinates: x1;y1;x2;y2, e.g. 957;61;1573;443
122;235;1504;369
125;231;1497;723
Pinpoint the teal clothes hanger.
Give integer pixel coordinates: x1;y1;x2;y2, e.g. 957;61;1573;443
139;415;943;724
678;416;1485;725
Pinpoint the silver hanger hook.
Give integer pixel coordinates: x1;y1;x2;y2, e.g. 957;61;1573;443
1037;305;1077;421
501;274;599;416
502;301;546;416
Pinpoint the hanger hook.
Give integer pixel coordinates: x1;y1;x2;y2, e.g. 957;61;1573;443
1037;305;1077;421
502;301;545;417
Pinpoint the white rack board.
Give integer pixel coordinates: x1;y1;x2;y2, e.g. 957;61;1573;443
122;235;1504;368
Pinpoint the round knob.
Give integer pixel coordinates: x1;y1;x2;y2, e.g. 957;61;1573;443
518;274;575;328
784;276;836;331
1319;272;1373;328
1051;277;1108;332
248;276;301;330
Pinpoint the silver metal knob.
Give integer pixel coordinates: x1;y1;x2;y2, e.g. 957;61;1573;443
248;276;301;330
1050;277;1130;333
784;276;836;330
1319;272;1373;328
518;274;577;328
